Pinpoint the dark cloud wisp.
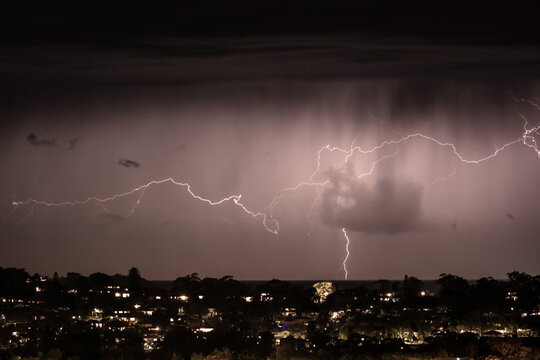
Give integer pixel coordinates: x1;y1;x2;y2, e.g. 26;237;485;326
26;132;56;147
118;158;140;168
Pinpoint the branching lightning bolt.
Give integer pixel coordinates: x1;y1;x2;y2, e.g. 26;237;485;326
6;98;540;279
9;178;278;234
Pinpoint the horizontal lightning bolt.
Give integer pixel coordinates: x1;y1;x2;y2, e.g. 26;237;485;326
9;121;539;227
6;98;540;280
9;178;278;234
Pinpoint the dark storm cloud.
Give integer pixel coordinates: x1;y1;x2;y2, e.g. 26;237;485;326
3;38;540;100
26;132;55;147
2;0;539;46
109;41;342;60
118;159;140;168
320;167;424;234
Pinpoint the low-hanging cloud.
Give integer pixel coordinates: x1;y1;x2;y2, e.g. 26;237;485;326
320;167;424;234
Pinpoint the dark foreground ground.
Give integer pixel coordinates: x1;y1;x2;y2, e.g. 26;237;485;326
1;267;540;359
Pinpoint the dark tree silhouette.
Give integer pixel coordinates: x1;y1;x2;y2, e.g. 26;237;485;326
128;267;143;296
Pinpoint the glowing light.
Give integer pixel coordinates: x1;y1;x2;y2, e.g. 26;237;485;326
313;281;335;303
197;327;214;333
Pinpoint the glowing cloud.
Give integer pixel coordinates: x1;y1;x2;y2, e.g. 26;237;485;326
320;166;423;234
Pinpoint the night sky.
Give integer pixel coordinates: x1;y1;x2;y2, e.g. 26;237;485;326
1;1;540;280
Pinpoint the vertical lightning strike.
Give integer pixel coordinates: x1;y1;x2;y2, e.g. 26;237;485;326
342;228;350;280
